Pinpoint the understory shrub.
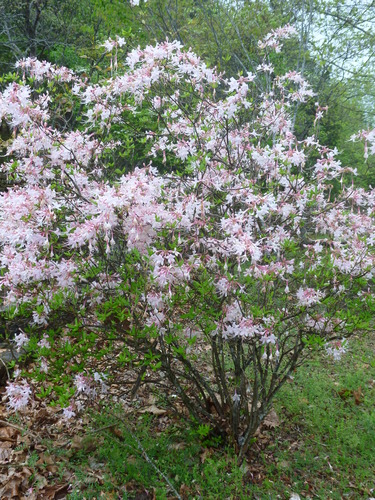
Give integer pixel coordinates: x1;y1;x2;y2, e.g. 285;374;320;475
1;25;375;459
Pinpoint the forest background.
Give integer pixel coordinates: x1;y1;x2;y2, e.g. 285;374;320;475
1;1;375;499
2;0;375;184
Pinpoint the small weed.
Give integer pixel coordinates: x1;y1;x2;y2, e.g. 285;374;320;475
27;450;39;468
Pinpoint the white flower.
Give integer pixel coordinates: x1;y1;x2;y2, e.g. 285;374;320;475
102;39;115;52
40;357;49;373
233;391;241;403
74;373;96;397
62;404;76;419
326;340;347;361
93;372;102;382
296;287;323;307
38;334;50;349
13;331;29;351
5;380;32;411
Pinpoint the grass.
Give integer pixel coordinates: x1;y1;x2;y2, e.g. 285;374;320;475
65;411;250;499
263;332;375;499
62;333;375;499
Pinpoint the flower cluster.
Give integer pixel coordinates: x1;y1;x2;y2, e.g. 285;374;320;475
258;25;297;52
326;340;348;361
13;331;29;351
5;380;32;411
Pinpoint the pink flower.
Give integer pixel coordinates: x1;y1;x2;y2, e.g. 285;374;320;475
5;380;32;411
74;374;97;397
215;277;232;298
38;334;50;349
62;404;76;419
40;357;49;373
13;331;29;351
232;391;241;403
296;287;323;307
326;340;348;361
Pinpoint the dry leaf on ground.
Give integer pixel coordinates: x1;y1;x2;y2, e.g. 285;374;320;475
263;409;280;429
139;405;167;416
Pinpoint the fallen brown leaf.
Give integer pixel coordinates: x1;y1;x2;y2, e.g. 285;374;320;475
200;448;211;463
353;387;363;405
33;473;48;489
0;478;20;499
0;441;13;462
36;482;70;500
36;452;56;466
110;427;124;439
139;405;167;416
46;465;59;474
338;388;351;400
180;483;195;498
99;491;117;499
169;442;186;451
70;435;96;453
0;467;32;499
263;409;280;429
0;426;19;441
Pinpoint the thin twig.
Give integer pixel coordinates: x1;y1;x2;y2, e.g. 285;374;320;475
88;423;116;434
0;357;10;380
0;419;38;439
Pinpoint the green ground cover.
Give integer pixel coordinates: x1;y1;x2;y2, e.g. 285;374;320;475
62;334;375;499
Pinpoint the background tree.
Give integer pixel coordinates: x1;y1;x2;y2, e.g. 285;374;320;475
131;0;375;181
0;0;118;73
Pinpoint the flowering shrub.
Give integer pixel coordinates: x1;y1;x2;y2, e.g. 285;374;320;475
1;26;375;458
